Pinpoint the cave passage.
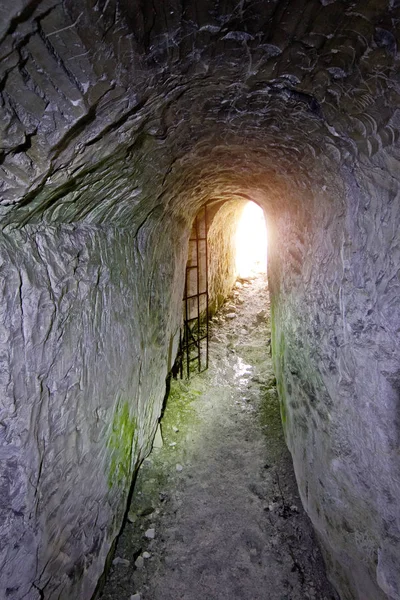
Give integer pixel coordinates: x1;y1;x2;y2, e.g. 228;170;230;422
99;274;337;600
1;2;400;599
235;201;268;278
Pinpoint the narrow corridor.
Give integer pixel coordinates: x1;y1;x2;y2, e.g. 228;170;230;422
100;275;337;600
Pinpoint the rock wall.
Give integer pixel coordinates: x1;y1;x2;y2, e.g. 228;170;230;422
1;1;400;599
268;155;400;600
0;220;188;599
207;200;244;314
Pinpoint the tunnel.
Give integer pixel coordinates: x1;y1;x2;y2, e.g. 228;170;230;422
0;1;399;599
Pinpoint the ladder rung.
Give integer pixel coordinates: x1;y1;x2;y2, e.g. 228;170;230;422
184;291;207;300
187;341;199;349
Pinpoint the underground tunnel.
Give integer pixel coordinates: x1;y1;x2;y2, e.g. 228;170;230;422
0;1;400;599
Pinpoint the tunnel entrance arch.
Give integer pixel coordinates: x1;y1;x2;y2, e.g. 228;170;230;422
236;201;268;278
175;199;268;380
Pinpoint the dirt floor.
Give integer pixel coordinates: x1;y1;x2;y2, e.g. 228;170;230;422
100;274;338;600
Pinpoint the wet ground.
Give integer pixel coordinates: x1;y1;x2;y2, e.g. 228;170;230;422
100;274;338;600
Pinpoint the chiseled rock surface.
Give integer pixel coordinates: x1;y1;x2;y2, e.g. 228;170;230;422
0;1;399;599
207;200;244;313
0;222;187;599
269;160;400;600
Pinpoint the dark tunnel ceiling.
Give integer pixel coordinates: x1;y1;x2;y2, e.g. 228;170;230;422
0;0;399;225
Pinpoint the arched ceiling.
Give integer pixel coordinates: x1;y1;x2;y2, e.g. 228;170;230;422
1;0;399;225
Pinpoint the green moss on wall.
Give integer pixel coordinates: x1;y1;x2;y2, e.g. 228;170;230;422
270;296;287;427
107;399;137;489
270;296;277;350
277;376;287;425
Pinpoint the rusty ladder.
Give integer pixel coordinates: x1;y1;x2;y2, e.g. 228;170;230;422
178;204;209;379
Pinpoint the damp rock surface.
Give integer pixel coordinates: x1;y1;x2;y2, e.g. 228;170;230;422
0;221;188;600
99;275;338;600
0;2;400;599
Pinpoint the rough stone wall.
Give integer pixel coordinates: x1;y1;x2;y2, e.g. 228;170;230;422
1;1;400;600
268;155;400;600
207;200;244;314
0;220;187;599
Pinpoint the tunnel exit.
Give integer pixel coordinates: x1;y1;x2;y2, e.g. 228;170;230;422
235;201;268;278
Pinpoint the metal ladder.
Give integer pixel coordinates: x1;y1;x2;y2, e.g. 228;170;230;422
177;204;209;379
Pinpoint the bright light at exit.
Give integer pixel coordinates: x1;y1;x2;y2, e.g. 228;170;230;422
235;201;267;278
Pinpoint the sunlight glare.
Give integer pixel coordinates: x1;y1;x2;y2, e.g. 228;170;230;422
235;201;267;278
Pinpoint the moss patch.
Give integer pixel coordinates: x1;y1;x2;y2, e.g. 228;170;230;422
107;399;137;489
270;301;287;427
161;378;202;434
278;379;287;425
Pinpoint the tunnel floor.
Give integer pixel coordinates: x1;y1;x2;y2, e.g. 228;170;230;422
100;275;338;600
